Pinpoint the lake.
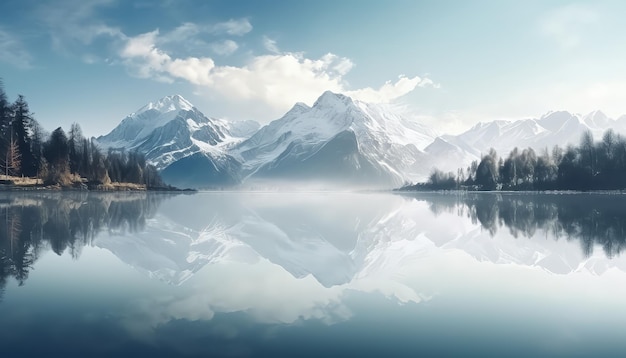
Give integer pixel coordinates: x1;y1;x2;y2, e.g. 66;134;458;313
2;191;626;357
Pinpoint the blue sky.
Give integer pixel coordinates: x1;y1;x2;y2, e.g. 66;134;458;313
1;0;626;136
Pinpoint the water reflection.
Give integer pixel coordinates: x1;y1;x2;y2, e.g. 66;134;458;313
4;192;626;356
0;192;165;299
4;191;626;297
407;192;626;259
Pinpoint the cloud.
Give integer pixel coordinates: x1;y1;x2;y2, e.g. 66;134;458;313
210;18;252;36
347;75;437;103
130;21;247;58
36;0;122;52
540;4;599;49
118;29;436;121
0;29;33;68
209;39;239;56
160;20;252;44
262;36;280;54
36;1;250;60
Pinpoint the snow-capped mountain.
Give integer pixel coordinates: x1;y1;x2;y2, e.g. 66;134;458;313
232;91;441;187
96;94;259;188
96;92;626;188
444;110;626;159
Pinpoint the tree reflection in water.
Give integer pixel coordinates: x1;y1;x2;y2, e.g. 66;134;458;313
0;192;167;300
412;192;626;259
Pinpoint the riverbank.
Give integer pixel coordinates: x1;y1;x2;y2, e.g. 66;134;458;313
0;175;192;192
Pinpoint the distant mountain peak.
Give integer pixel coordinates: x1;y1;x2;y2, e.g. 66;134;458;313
313;91;353;109
135;94;194;116
587;109;607;117
539;110;573;119
582;109;610;129
284;102;311;117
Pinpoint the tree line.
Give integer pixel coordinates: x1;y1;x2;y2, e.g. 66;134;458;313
0;79;164;188
400;129;626;191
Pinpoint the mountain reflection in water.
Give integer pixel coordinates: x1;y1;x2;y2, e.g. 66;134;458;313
2;191;626;298
3;192;626;357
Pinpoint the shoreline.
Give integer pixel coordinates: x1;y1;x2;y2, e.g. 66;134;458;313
0;175;193;192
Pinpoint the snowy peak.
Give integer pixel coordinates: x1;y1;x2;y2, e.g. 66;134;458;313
286;102;311;116
425;137;456;154
451;108;626;166
98;94;208;147
97;94;255;187
537;111;577;132
135;94;194;115
583;110;610;129
232;91;443;186
313;91;354;110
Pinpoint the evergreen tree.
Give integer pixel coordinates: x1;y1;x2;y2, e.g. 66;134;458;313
11;95;36;176
68;123;84;175
0;79;11;139
43;127;71;185
0;80;11;173
474;149;498;190
30;119;46;179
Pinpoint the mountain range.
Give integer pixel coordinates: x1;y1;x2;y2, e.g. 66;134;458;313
96;92;626;189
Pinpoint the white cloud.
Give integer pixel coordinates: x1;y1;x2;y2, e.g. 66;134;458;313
540;4;599;49
347;75;437;103
37;0;122;52
160;22;201;43
159;20;252;44
118;30;436;121
262;36;280;54
120;30;173;80
0;29;32;68
36;1;250;61
210;39;238;56
210;18;253;36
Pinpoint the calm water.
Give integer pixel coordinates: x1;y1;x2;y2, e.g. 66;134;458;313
2;191;626;357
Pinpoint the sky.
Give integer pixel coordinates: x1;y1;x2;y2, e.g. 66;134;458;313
1;0;626;137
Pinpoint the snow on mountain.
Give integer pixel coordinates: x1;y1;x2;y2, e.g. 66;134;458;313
97;95;259;188
422;137;479;174
99;94;196;147
452;118;551;156
449;110;626;159
232;91;440;186
583;110;611;131
94;92;626;188
226;119;261;138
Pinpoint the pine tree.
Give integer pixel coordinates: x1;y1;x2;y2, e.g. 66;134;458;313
43;127;71;185
68;123;84;175
29;119;46;179
11;95;35;177
0;79;11;171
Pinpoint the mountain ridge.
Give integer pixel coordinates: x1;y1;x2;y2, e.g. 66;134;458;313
96;92;626;188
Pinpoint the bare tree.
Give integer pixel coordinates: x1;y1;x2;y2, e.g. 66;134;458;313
2;132;21;177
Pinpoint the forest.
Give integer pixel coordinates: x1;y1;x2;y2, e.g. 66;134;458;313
0;79;165;189
400;129;626;191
